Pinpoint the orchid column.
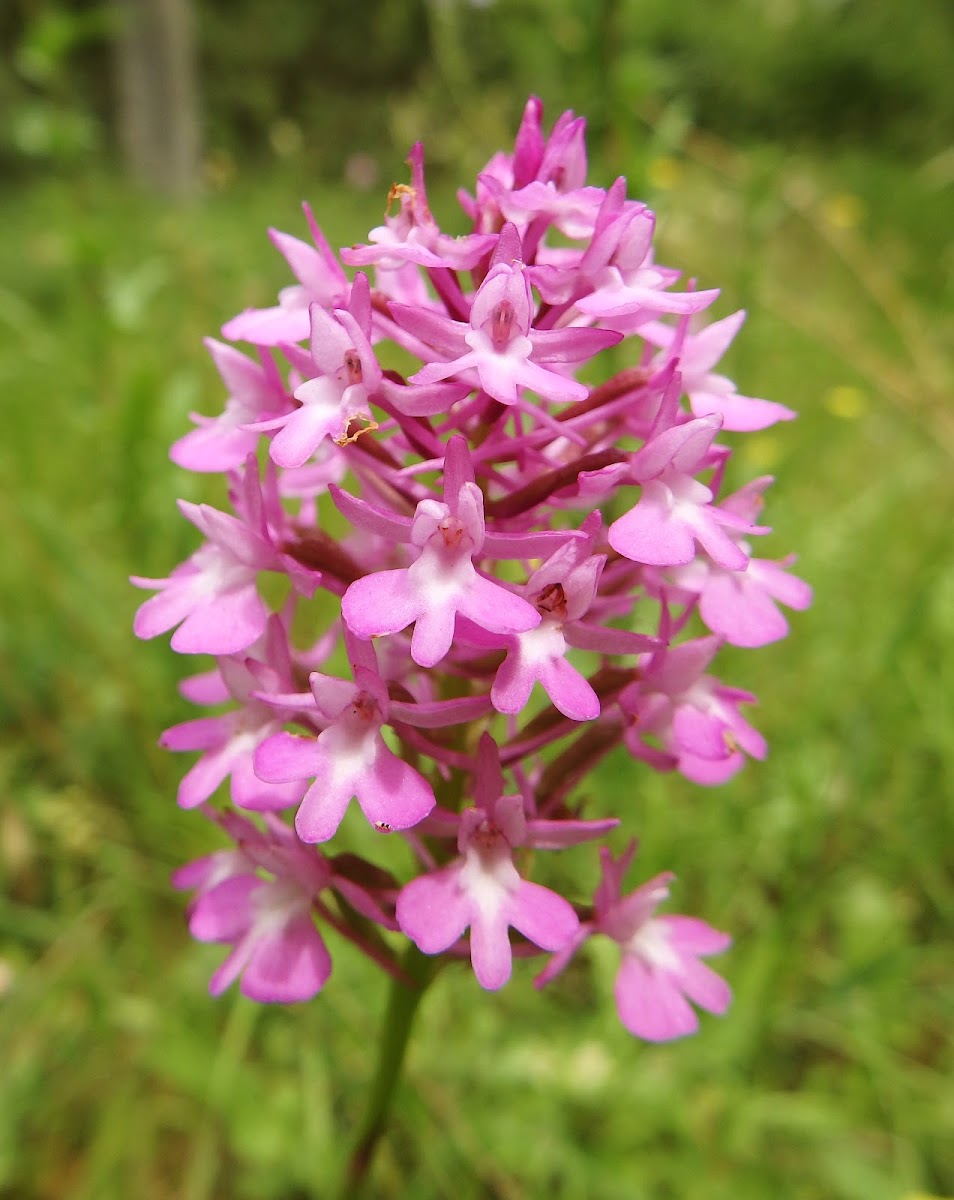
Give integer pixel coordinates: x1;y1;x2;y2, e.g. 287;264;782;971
135;97;810;1190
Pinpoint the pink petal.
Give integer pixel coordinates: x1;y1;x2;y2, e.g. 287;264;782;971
608;489;697;567
678;749;745;786
171;588;267;656
491;646;535;715
355;743;435;831
700;573;790;647
293;770;356;843
222;305;311;345
253;732;319;784
537;655;600;721
614;954;699;1041
508;881;579;952
342;570;420;640
177;743;239;808
171;423;260;473
209;935;255;997
160;716;228;752
241;915;332;1003
458;574;539;636
397;868;470;954
689;388;796;432
672;705;733;761
661;915;732;956
470;907;513;991
133;580;199;641
269;405;339;469
669;953;732;1015
190;875;258;943
409;601;458;668
230;753;306;811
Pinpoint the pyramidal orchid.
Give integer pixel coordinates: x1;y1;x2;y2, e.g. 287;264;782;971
136;97;809;1189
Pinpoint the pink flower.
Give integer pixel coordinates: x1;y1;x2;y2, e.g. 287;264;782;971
537;842;731;1041
342;142;496;272
397;736;579;989
159;616;309;811
251;274;382;468
595;844;731;1040
131;460;319;655
642;312;797;432
253;634;435;842
460;512;655;720
222;206;349;345
574;200;720;327
608;412;765;571
620;636;767;785
171;340;291;473
340;436;542;667
174;818;333;1003
392;225;620;410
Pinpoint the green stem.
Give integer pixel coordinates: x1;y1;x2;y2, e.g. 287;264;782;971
337;944;438;1199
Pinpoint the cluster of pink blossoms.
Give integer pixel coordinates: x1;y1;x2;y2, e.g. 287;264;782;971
134;99;810;1042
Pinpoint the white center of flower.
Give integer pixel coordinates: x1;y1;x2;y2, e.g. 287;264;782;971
625;917;678;970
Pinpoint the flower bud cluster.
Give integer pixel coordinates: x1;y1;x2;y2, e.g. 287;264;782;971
135;99;810;1040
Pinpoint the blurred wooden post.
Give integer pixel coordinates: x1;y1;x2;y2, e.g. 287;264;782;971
113;0;201;198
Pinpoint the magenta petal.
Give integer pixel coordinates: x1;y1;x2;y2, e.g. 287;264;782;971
231;754;306;811
608;493;697;567
700;573;789;647
269;405;338;469
222;305;311;345
388;694;493;729
254;732;319;784
690;389;796;432
679;749;744;786
209;937;254;997
525;817;620;850
241;915;332;1003
661;915;732;956
171;423;259;473
160;716;227;752
342;570;420;640
491;646;535;715
459;575;539;636
177;744;237;808
190;875;258;943
537;656;600;721
133;582;198;641
171;588;266;656
470;908;513;991
410;603;458;668
179;668;230;705
670;954;732;1015
614;954;699;1041
294;774;354;843
397;868;470;954
688;513;749;573
357;744;435;831
672;705;732;760
508;881;579;951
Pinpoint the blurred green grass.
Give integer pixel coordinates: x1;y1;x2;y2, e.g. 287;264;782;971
0;136;951;1200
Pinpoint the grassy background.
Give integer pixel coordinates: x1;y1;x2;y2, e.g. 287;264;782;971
1;117;952;1198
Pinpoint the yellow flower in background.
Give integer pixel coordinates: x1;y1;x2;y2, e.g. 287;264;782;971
823;192;865;230
825;385;867;420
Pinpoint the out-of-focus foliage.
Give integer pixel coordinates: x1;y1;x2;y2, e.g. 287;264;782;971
1;0;952;181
